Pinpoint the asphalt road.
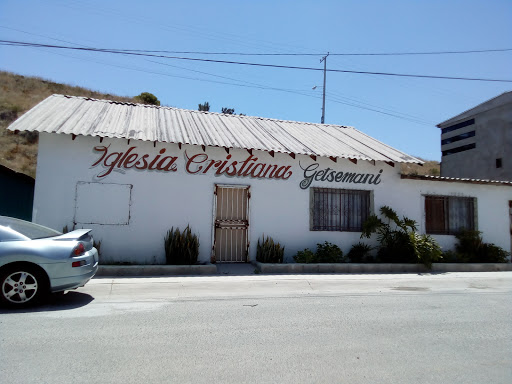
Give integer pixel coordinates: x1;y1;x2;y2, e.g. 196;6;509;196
1;272;511;384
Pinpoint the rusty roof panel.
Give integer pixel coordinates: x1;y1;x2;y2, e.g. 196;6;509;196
9;94;423;164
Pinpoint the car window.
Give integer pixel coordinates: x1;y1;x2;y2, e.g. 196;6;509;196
0;226;30;242
0;217;61;240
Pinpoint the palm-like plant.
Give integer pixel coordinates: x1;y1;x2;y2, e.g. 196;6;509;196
361;206;441;267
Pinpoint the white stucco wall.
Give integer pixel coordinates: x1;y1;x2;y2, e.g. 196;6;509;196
33;133;512;264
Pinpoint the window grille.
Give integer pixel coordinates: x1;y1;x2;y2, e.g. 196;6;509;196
312;188;370;231
425;196;475;235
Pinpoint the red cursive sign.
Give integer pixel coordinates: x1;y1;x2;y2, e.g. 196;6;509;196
185;152;293;180
91;145;178;178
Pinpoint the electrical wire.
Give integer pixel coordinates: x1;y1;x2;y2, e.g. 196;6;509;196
48;1;512;57
0;27;435;124
4;25;508;56
79;48;512;56
1;39;511;83
9;44;433;126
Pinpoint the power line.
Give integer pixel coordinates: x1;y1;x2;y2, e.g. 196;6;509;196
2;30;508;57
2;39;511;83
76;48;512;56
0;28;435;124
0;25;89;48
328;48;512;56
11;46;435;126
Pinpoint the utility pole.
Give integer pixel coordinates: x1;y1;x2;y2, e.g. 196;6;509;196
320;52;329;124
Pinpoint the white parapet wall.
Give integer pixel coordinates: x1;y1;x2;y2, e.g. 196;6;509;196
33;133;512;264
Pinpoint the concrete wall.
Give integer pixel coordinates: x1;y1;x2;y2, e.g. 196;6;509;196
33;133;512;264
440;103;512;181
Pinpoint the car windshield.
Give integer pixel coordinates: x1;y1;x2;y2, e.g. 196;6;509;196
0;216;62;240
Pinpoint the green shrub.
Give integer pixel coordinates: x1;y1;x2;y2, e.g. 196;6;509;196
256;236;284;263
293;248;315;263
479;243;510;263
347;242;373;263
376;231;416;263
135;92;160;106
453;230;509;263
409;232;442;269
441;250;459;263
316;241;345;263
164;225;199;265
455;230;483;262
293;242;345;263
361;205;442;269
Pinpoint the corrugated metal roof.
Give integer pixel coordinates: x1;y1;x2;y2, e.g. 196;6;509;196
9;94;423;164
401;173;512;187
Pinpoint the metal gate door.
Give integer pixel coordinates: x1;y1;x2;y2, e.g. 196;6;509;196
213;185;250;263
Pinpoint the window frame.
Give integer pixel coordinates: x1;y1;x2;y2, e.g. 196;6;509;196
310;187;371;232
441;130;475;145
424;195;476;235
440;118;475;134
442;143;476;156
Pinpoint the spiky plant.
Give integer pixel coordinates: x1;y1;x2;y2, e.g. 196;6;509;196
164;225;199;265
256;235;284;263
347;242;373;263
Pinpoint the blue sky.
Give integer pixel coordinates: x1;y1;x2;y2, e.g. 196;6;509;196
1;0;511;161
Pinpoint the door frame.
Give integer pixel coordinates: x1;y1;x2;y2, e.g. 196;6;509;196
211;184;251;263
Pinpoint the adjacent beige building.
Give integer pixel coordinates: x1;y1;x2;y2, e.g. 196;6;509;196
438;91;512;181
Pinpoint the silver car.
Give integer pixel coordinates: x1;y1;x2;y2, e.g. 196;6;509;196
0;216;98;307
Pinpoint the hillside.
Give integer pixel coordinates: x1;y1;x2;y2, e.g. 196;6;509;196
0;70;439;178
0;71;138;178
401;160;440;177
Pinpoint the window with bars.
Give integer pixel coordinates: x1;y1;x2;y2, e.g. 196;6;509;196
425;195;476;235
311;188;370;231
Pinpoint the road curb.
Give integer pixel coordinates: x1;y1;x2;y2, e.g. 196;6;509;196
97;264;217;276
254;262;512;274
95;262;512;276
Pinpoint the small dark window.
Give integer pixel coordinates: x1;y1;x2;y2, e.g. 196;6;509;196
442;143;476;156
441;131;475;145
425;196;475;235
312;188;370;232
441;119;475;134
496;158;502;168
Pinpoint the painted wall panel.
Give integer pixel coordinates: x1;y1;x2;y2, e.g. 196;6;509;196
33;133;512;264
75;182;131;225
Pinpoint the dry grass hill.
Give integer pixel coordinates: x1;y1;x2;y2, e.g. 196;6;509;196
0;70;439;178
0;71;136;178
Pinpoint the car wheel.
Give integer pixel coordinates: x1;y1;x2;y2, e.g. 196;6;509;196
0;265;48;307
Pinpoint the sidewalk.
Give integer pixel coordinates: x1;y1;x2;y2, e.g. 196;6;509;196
88;271;512;302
